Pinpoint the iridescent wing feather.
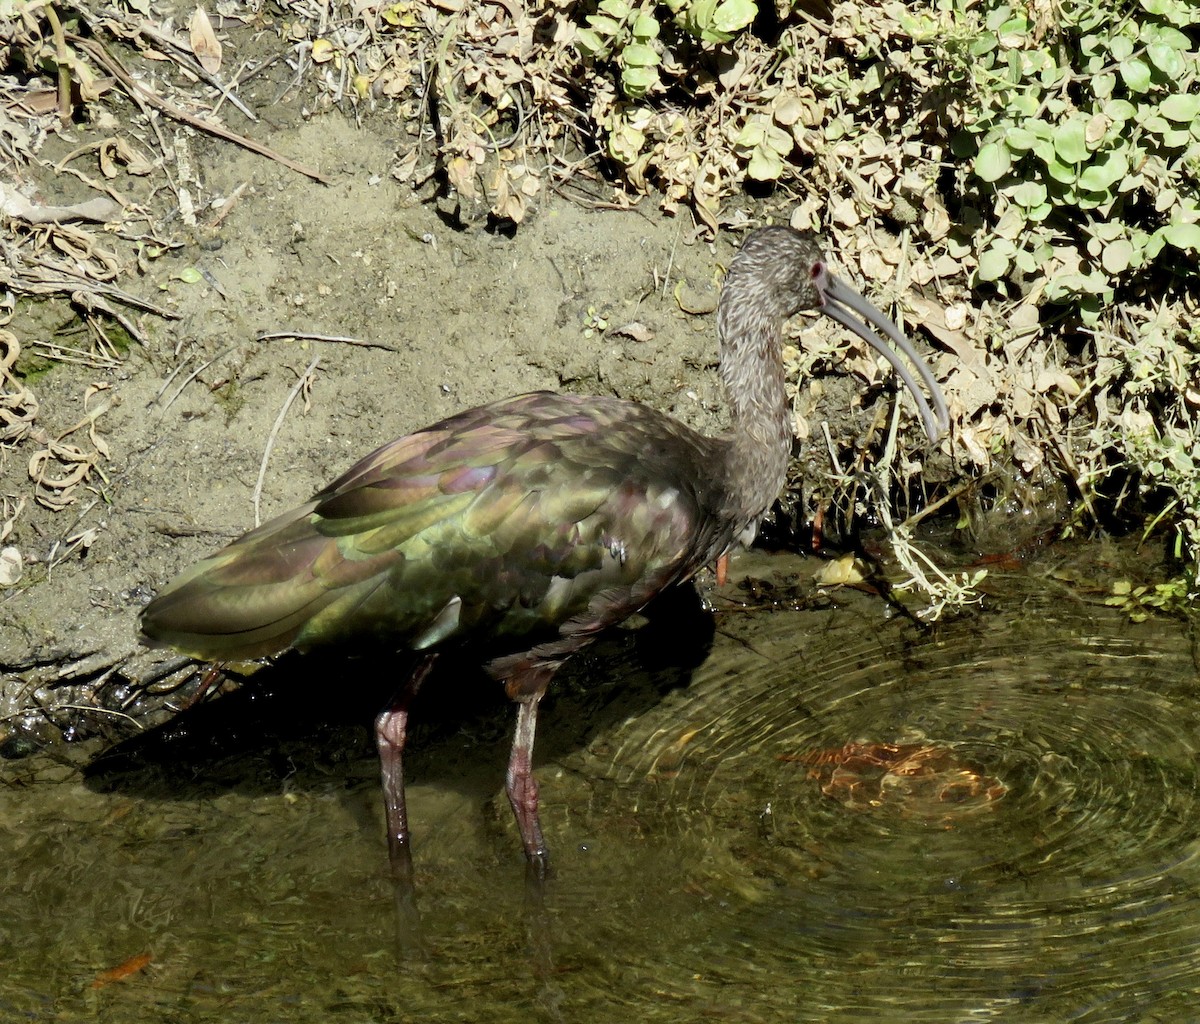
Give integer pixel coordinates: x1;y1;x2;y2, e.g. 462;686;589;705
140;392;727;663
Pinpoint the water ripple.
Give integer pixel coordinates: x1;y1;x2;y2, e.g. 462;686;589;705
565;575;1200;1021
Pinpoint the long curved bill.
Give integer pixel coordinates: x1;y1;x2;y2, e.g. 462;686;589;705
816;272;950;443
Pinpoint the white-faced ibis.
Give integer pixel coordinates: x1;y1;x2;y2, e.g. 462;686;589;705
139;225;949;878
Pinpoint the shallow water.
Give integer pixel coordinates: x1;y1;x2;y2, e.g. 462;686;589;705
2;546;1198;1022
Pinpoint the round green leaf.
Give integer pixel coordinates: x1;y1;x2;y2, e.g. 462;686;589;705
1080;9;1107;30
1104;99;1137;123
680;0;718;39
1160;94;1200;123
746;146;784;181
736;121;766;147
575;27;606;55
975;141;1011;182
1161;222;1200;252
1109;35;1134;61
622;42;660;67
1139;0;1184;22
712;0;756;34
1147;0;1192;25
1031;138;1055;164
589;14;622;33
631;13;660;38
1043;95;1068;118
1120;58;1151;92
1005;127;1039;151
997;15;1030;46
621;65;659;96
1146;42;1184;77
763;124;793;156
1012;180;1047;207
1012;248;1041;276
1090;72;1115;99
1054;118;1089;163
969;32;998;56
1040;61;1067;88
1078;150;1129;192
977;247;1010;281
1101;239;1134;274
1044;155;1076;184
1091;222;1126;243
1145;25;1191;50
1008;92;1040;117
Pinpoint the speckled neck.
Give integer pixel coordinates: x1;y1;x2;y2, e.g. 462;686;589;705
715;263;793;537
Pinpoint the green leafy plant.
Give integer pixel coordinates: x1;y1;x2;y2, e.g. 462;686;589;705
671;0;757;44
576;0;757;100
734;115;793;180
1104;308;1200;580
1105;577;1195;621
576;0;665;98
919;0;1200;322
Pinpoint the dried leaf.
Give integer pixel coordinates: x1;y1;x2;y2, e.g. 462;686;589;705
1;331;39;443
813;555;866;587
29;442;96;509
0;547;22;588
446;157;479;200
1035;368;1081;397
673;280;718;315
189;7;223;74
1011;428;1043;473
1;496;25;543
97;138;151;178
610;321;655;342
906;296;987;375
0;182;121;225
773;93;807;126
830;197;860;228
858;249;890;282
956;424;992;467
391;150;419;183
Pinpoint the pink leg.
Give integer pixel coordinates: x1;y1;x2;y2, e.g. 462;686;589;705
375;654;438;881
507;695;548;873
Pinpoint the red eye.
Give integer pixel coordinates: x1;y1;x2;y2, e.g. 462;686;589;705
811;261;825;279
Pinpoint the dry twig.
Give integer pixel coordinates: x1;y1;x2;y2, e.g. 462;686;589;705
256;330;396;352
